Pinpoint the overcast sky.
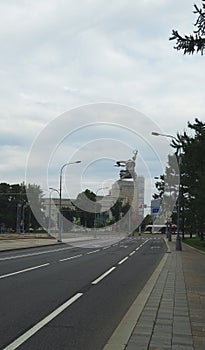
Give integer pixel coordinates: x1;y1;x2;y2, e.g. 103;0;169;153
0;0;204;203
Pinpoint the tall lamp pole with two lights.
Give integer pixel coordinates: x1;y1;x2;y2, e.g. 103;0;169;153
152;132;182;251
58;161;81;242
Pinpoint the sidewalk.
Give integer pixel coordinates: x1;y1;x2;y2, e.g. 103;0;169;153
104;238;205;350
0;235;60;251
0;234;96;251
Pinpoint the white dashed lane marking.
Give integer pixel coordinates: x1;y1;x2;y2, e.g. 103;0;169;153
118;257;129;265
3;293;83;350
0;263;50;280
91;267;116;285
59;254;83;262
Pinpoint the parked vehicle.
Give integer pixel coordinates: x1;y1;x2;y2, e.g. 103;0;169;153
144;224;166;234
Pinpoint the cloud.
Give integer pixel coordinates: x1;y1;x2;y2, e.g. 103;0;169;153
0;0;203;202
23;103;171;207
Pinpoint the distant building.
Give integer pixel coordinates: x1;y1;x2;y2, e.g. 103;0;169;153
95;194;116;219
110;176;145;215
42;198;75;231
43;176;145;231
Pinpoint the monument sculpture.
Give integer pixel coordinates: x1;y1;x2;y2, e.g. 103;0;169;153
115;150;138;180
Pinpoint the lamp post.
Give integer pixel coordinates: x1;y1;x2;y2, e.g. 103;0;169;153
16;203;22;233
58;161;81;242
152;131;182;251
48;187;60;235
22;202;29;233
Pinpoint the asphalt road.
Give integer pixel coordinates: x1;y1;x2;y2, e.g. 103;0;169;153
0;236;166;350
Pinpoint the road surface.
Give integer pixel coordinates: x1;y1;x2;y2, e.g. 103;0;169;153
0;236;166;350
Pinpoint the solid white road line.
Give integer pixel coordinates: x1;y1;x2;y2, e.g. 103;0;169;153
59;254;83;262
91;267;116;285
118;257;129;265
0;263;50;280
3;293;83;350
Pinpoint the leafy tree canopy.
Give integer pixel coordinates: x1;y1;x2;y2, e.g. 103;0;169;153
0;182;44;232
155;119;205;237
170;1;205;54
74;189;97;228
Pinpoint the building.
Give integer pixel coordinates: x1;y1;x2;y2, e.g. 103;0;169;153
42;175;145;231
42;198;75;232
110;176;145;215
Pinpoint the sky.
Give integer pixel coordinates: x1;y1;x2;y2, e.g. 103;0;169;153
0;0;204;204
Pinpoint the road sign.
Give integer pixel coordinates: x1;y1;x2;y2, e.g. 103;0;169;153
152;208;159;213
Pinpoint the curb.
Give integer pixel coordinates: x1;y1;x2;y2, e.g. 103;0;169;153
0;242;64;253
103;239;169;350
182;241;205;255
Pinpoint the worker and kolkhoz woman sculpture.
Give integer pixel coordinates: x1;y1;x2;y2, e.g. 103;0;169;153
115;150;138;181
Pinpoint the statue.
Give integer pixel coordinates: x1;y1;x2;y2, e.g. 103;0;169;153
115;150;138;180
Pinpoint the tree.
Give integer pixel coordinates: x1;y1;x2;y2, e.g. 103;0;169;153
26;183;45;230
61;206;76;231
0;183;27;231
153;154;179;227
0;182;44;232
153;175;165;199
170;1;205;54
74;189;98;228
153;120;205;238
110;199;124;222
109;198;134;233
171;119;205;239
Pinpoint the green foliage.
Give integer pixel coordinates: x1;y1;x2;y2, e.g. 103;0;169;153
153;175;165;199
153;154;179;225
171;119;205;237
154;119;205;237
184;237;205;252
0;182;44;232
61;207;75;222
61;206;76;231
110;199;123;222
74;189;98;228
170;1;205;55
26;183;44;230
110;199;131;224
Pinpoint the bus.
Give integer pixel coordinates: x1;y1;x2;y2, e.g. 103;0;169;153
144;224;166;234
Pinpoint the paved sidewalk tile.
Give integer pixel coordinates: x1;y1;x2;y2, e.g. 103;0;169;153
125;241;195;350
182;244;205;350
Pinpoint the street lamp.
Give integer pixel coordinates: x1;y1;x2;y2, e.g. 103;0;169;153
151;131;178;141
16;203;22;233
48;187;60;235
22;202;29;233
152;131;182;251
58;161;81;242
